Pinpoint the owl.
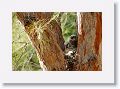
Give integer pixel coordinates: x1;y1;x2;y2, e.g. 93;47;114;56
65;35;77;49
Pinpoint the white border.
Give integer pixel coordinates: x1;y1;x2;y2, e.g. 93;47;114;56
0;0;114;83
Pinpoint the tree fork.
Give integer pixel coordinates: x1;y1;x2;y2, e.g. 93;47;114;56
16;12;102;71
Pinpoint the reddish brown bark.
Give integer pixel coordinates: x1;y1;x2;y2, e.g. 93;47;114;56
75;12;102;71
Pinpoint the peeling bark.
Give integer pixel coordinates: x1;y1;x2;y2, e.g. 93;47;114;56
16;12;66;71
75;12;102;71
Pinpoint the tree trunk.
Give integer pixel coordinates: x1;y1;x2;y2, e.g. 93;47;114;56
75;12;102;71
16;12;66;71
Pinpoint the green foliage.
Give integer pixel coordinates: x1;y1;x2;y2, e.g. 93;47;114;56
61;12;77;43
12;12;77;71
12;13;41;71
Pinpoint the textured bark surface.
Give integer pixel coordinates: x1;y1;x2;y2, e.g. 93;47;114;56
75;12;102;71
16;12;66;71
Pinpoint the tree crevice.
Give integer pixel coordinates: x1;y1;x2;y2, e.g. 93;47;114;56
15;12;102;71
